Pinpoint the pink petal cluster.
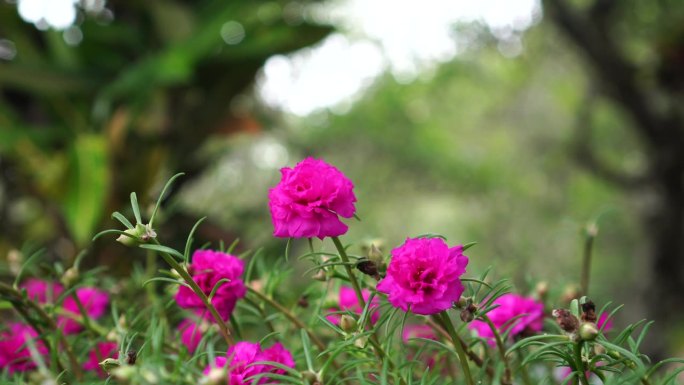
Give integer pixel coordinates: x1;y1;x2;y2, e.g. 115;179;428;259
0;323;47;373
21;279;109;335
326;286;380;325
175;250;246;322
468;293;544;344
268;158;356;239
203;341;295;385
178;319;203;352
402;324;437;342
83;342;118;375
377;237;469;315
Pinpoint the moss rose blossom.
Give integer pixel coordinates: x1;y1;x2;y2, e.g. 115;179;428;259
0;323;47;373
174;250;246;321
468;293;544;344
377;237;469;315
203;341;295;385
268;158;356;239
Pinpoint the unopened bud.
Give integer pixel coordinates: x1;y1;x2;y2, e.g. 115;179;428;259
535;281;549;301
459;301;477;323
7;249;22;275
61;266;79;288
353;334;369;349
552;308;580;333
562;285;580;304
581;300;597;322
340;315;358;333
116;224;156;246
367;244;384;264
356;260;380;280
585;223;599;238
312;269;327;282
579;322;599;341
100;358;121;374
594;344;606;355
301;370;320;385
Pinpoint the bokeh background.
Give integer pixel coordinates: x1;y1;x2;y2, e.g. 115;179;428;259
1;0;683;358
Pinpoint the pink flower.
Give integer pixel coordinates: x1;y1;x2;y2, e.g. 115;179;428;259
175;250;246;322
83;342;118;375
179;319;203;352
402;325;437;342
376;237;469;315
22;279;63;302
326;286;380;325
21;279;109;335
468;293;544;344
203;341;295;385
268;158;357;239
60;288;109;334
597;312;613;332
0;323;47;373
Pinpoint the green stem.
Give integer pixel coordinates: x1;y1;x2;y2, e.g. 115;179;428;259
574;341;589;385
439;311;475;385
154;248;234;346
482;314;512;384
247;286;326;351
330;237;394;372
580;225;596;296
517;349;533;385
330;237;365;305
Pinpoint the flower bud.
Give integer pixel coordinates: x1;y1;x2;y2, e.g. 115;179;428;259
579;322;599;341
116;223;157;246
356;260;380;280
535;281;549;301
312;269;327;282
301;370;321;385
353;334;369;349
367;243;384;265
7;249;22;276
340;315;358;333
552;308;579;333
594;344;606;355
100;358;121;374
61;266;79;288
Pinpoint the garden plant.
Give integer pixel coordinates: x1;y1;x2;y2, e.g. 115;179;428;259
1;158;683;385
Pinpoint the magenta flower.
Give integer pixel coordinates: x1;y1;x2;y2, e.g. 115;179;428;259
175;250;246;322
203;341;295;385
377;237;469;315
21;279;109;335
83;342;118;375
468;293;544;344
0;323;47;374
402;324;437;342
326;286;380;325
178;319;203;352
22;279;63;303
60;288;109;334
268;158;357;239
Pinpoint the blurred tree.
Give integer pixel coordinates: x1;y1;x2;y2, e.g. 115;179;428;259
0;1;331;262
542;0;684;354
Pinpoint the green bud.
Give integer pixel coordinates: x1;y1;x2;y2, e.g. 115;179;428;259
579;322;599;341
312;269;327;282
301;370;320;385
99;358;121;374
353;334;369;349
340;315;357;333
61;266;79;288
116;223;157;246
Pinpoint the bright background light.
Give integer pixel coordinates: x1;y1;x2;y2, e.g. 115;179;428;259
258;0;541;116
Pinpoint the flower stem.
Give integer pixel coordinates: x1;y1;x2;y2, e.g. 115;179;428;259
482;314;512;384
574;341;589;385
580;223;597;296
247;286;326;351
330;236;399;379
330;237;365;305
153;245;234;346
439;311;475;385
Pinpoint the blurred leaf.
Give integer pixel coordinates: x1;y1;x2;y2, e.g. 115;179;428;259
61;134;109;245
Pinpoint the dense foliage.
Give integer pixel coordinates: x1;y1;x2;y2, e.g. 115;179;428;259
1;163;682;384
